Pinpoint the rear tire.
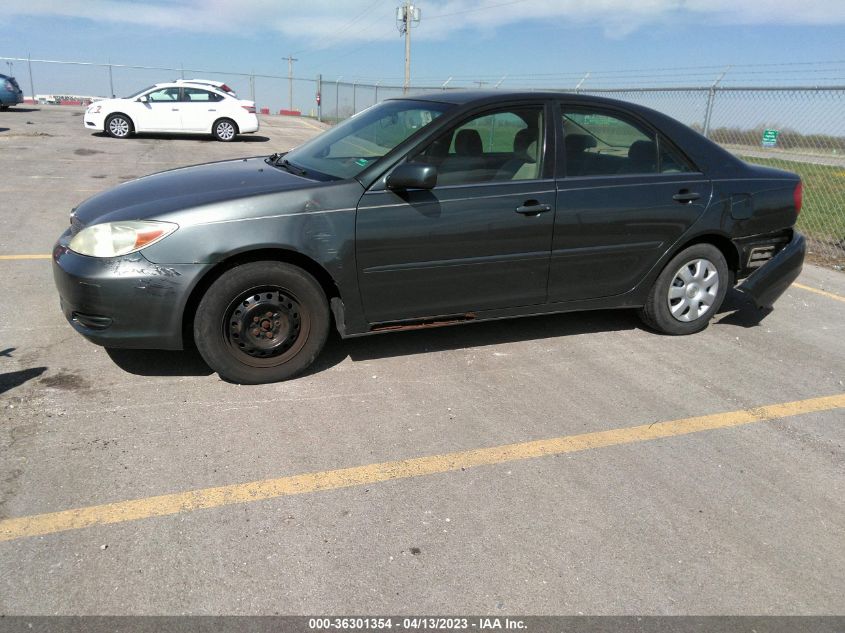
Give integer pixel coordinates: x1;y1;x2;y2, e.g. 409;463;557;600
105;113;133;138
193;261;329;384
638;243;728;335
213;118;237;142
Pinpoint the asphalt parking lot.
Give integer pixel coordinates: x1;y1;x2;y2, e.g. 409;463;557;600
0;105;843;615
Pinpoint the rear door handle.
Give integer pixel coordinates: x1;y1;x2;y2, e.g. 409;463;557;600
515;202;552;216
673;190;701;203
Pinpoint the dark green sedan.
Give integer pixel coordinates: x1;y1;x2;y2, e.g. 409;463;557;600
53;91;805;383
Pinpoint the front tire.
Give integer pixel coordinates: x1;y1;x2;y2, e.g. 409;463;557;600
213;118;238;142
193;262;330;384
638;243;728;335
105;113;133;138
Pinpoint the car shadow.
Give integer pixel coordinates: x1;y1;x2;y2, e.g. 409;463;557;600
0;128;8;133
102;309;642;380
303;309;643;377
105;347;214;377
91;132;270;143
1;107;40;113
99;294;772;381
714;287;773;328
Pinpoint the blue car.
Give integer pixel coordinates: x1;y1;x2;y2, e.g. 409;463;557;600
0;74;24;109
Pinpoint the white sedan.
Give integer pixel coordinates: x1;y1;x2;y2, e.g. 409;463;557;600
84;82;259;142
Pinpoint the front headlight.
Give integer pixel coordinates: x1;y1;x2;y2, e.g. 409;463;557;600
69;221;178;257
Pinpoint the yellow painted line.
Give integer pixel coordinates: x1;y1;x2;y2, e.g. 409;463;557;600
793;282;845;304
1;393;843;543
0;254;51;260
297;119;327;132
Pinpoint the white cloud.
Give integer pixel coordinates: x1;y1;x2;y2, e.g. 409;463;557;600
8;0;845;43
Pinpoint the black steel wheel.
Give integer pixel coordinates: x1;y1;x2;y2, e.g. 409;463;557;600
194;261;329;383
638;243;729;335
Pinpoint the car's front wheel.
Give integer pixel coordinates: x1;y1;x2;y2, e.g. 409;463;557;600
193;261;330;384
213;118;238;142
105;113;133;138
638;243;728;335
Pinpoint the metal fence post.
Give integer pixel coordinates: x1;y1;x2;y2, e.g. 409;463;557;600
703;67;729;138
317;74;322;122
702;87;716;138
27;53;35;103
108;63;114;98
249;74;255;102
335;77;341;122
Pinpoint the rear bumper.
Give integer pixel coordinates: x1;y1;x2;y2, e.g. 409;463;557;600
736;230;805;309
0;91;23;106
238;115;259;134
52;234;212;350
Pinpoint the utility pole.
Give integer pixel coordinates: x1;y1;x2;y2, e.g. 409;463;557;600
396;1;420;93
284;54;298;111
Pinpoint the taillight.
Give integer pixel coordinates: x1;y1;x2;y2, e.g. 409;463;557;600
242;105;256;113
793;181;803;215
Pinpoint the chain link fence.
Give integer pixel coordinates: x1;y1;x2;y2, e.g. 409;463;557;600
2;56;843;266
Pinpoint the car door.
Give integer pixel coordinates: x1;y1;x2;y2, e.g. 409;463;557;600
549;103;712;303
179;87;224;132
355;102;556;324
137;87;183;132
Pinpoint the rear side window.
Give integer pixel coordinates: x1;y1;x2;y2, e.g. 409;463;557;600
182;88;223;102
561;108;691;177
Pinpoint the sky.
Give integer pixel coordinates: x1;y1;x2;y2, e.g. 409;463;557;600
4;0;845;117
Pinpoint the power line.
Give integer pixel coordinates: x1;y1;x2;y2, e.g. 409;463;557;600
292;0;386;57
425;0;531;20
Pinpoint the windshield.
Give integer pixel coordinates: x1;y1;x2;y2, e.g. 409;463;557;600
124;85;155;99
282;99;453;180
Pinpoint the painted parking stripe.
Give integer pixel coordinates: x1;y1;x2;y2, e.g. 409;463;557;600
792;282;845;304
1;393;842;543
0;254;51;260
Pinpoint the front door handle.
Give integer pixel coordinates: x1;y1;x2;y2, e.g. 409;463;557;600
673;190;701;203
515;202;552;216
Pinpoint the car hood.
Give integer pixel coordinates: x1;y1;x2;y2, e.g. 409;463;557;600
72;157;316;225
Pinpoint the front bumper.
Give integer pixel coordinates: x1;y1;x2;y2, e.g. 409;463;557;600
83;110;106;130
736;230;806;309
52;235;212;350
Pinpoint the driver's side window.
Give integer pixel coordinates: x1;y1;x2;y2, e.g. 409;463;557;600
413;106;544;186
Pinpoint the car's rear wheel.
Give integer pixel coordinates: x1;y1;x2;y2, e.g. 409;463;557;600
213;118;237;142
105;113;133;138
193;261;330;384
638;243;728;335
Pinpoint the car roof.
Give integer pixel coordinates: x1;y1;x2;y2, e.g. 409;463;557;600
152;81;228;92
390;89;640;108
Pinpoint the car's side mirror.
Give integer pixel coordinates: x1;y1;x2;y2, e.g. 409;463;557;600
386;163;437;191
138;95;148;103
